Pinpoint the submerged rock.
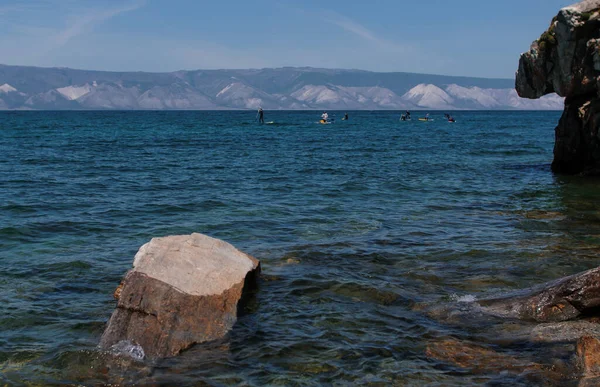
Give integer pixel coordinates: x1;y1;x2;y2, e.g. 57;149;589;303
578;336;600;376
425;338;541;373
477;266;600;322
516;0;600;174
99;233;260;359
425;337;571;384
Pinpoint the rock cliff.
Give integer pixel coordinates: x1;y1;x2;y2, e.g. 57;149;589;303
516;0;600;174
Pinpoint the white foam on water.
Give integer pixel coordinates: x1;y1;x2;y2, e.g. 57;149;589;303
109;340;145;361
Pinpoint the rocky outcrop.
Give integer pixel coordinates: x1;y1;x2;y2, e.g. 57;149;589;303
477;266;600;322
516;1;600;174
99;233;260;359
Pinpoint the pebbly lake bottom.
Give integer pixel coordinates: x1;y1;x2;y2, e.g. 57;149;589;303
2;110;600;385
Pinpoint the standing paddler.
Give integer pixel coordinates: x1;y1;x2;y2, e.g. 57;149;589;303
257;107;264;124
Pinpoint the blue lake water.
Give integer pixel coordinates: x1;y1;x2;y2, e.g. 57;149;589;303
2;110;600;385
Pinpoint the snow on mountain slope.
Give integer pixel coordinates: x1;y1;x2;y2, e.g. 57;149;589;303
0;83;17;93
291;85;346;105
487;89;563;110
24;90;76;109
291;85;410;109
76;83;140;109
402;84;455;109
400;83;564;110
138;83;217;109
56;84;92;100
215;82;281;109
444;84;501;108
344;86;405;108
216;83;235;98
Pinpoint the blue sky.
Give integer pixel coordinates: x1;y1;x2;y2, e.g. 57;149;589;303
0;0;574;78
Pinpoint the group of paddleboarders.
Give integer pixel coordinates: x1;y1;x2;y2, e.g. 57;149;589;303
258;108;349;124
401;111;456;122
256;107;454;124
320;112;348;124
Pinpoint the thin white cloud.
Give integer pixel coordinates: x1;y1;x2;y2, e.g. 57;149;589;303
320;10;411;54
274;2;414;55
0;0;145;67
51;1;145;48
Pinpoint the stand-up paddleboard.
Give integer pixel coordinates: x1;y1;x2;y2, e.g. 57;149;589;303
418;118;434;122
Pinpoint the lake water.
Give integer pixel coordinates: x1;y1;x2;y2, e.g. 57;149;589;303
2;110;599;385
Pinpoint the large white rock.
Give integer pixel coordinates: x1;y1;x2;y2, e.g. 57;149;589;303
133;233;257;296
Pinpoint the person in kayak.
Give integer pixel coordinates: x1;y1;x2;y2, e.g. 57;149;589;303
258;107;264;124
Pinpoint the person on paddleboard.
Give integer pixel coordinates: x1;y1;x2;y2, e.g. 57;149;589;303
321;111;329;123
258;107;264;124
445;113;456;122
344;113;349;121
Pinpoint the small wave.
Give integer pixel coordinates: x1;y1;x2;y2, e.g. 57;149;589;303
1;203;38;214
109;340;145;361
501;163;551;172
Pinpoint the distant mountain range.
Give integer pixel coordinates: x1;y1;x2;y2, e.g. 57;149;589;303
0;64;562;110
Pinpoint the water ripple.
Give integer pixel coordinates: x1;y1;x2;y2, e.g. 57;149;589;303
1;110;592;385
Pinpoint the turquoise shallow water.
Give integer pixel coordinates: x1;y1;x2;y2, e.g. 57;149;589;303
2;110;600;385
